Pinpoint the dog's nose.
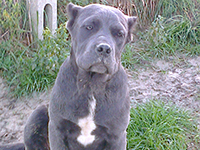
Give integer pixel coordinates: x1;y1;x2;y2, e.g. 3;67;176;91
96;43;111;56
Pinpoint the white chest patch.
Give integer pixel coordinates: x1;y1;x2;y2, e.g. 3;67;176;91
77;95;97;147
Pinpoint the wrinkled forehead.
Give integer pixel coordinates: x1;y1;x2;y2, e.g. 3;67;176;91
78;4;128;28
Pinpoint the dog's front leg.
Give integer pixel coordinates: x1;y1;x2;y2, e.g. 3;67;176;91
104;131;127;150
49;121;69;150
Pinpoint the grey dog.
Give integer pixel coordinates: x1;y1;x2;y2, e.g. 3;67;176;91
23;2;137;150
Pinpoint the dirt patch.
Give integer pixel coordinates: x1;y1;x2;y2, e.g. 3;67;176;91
0;56;200;145
128;56;200;127
0;81;51;145
130;57;200;109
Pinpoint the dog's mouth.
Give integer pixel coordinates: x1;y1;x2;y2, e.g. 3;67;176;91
89;63;108;74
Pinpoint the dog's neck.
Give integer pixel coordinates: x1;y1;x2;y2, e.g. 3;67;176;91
76;67;111;92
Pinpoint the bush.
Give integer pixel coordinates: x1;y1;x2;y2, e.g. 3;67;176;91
0;24;70;97
1;0;200;97
123;13;200;66
0;0;29;41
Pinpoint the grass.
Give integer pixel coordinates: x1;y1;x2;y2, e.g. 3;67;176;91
0;0;71;97
1;0;200;96
127;100;200;150
122;13;200;70
0;24;70;97
131;0;199;28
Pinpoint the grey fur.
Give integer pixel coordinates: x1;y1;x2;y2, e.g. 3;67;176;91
24;105;49;150
49;3;136;150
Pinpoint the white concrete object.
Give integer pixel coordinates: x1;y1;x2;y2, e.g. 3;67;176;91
26;0;57;39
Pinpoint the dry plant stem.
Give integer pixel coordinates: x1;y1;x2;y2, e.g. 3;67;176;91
26;33;30;46
0;31;9;39
27;0;33;46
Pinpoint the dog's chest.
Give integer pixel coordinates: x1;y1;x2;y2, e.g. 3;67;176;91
77;95;97;147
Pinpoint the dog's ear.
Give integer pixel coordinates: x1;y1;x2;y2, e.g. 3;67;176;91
66;3;83;32
126;16;137;43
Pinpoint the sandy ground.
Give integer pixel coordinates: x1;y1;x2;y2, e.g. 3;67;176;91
0;83;51;144
0;56;200;145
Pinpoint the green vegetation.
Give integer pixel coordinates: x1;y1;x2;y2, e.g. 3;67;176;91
131;13;200;59
1;0;200;96
122;13;200;69
122;0;200;69
0;0;70;97
127;100;200;150
0;24;69;96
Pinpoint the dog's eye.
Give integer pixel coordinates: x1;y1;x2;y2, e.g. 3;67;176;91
117;31;124;37
86;25;93;30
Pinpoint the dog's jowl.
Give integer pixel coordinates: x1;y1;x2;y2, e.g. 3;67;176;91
48;3;137;150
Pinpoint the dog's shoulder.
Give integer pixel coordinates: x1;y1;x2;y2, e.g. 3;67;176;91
53;56;77;90
108;64;128;89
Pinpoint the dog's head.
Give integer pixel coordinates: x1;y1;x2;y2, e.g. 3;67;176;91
66;3;136;75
